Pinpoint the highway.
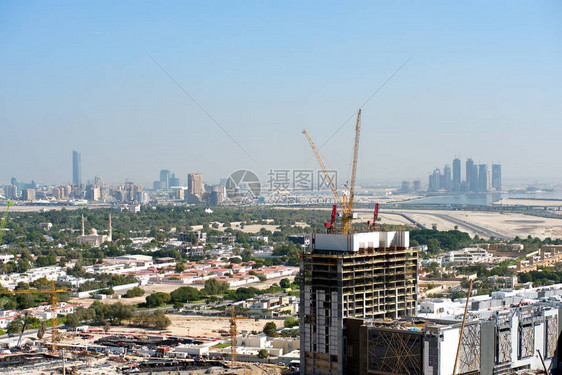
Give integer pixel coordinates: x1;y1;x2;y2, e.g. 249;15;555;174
384;210;511;240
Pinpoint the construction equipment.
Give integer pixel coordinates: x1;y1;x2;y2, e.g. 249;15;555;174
324;204;337;233
368;203;380;231
3;280;72;355
229;305;254;367
16;313;29;348
0;200;13;245
452;274;477;375
303;109;362;234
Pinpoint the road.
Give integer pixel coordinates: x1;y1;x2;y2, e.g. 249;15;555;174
384;210;511;240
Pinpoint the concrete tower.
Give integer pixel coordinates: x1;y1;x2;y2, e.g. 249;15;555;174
300;231;418;375
72;150;82;186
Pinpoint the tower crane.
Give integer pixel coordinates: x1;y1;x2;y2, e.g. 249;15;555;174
229;305;255;367
368;203;380;231
303;109;362;234
324;204;338;233
2;280;72;355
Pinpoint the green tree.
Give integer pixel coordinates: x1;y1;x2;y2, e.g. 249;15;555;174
203;278;229;295
283;317;299;328
280;278;291;289
124;287;145;298
170;286;201;303
258;349;270;359
263;322;277;337
145;292;171;307
6;317;24;334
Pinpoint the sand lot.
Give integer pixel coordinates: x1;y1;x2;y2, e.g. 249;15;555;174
388;209;562;239
166;314;281;337
69;271;298;307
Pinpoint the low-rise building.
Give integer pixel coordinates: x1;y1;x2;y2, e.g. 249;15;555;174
440;247;491;264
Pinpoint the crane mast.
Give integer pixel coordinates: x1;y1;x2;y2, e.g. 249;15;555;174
342;109;361;234
303;110;362;235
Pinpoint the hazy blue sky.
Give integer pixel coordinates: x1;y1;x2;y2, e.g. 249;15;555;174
1;1;561;187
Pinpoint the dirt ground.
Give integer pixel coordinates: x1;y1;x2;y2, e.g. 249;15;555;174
69;272;298;308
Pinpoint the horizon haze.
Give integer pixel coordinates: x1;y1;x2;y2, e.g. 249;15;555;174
1;1;561;186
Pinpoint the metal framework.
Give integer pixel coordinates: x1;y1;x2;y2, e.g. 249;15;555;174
546;317;558;358
367;329;423;375
497;328;512;363
459;323;481;374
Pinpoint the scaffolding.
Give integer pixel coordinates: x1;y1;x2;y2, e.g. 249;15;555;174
367;328;423;375
301;245;418;375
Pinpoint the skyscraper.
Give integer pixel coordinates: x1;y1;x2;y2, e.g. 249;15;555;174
442;164;452;191
465;158;474;191
188;173;204;195
471;164;479;192
492;164;502;191
452;158;461;191
159;169;170;189
478;164;488;192
169;173;180;187
72;150;82;186
300;231;418;374
428;169;441;192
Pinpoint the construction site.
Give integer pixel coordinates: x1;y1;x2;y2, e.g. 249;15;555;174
0;323;290;375
343;302;562;375
299;110;419;375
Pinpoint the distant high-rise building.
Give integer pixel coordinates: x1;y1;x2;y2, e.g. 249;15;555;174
471;164;479;192
412;179;421;192
400;181;411;193
442;165;452;191
428;169;441;192
4;185;17;199
478;164;488;192
452;158;461;191
188;173;204;195
86;185;101;201
465;158;474;191
492;164;502;191
22;189;36;201
159;170;170;189
72;150;82;186
169;173;180;187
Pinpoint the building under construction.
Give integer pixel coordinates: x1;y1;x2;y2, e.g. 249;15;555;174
344;304;562;375
300;230;418;375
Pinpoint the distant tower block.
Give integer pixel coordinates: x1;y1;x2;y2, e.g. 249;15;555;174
72;150;82;186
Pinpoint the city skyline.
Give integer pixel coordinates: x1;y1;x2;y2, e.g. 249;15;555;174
427;157;502;193
2;2;562;185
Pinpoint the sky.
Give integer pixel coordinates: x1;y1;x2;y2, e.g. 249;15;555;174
1;1;561;187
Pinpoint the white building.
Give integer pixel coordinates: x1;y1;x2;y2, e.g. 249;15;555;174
440;247;491;264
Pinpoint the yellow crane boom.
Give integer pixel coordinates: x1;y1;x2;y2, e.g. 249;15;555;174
3;280;71;355
346;109;361;217
303;110;362;234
